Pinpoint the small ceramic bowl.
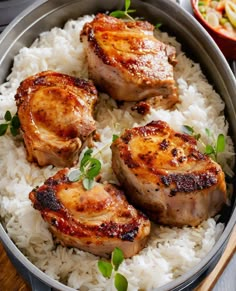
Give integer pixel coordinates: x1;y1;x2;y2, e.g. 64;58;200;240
191;0;236;60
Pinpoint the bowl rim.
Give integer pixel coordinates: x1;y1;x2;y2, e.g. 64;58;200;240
191;0;236;42
0;0;36;9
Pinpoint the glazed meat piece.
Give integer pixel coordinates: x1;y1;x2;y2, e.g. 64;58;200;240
15;71;97;167
81;14;179;109
29;168;150;258
111;120;227;227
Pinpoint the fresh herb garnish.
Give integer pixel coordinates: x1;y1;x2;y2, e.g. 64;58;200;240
68;149;101;190
114;273;128;291
0;110;20;137
155;23;162;29
183;125;225;161
68;134;120;190
112;134;119;142
183;125;201;141
98;247;128;291
110;0;136;20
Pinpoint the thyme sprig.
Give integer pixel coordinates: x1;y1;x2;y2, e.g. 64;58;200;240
110;0;136;21
0;110;20;137
183;125;225;162
98;247;128;291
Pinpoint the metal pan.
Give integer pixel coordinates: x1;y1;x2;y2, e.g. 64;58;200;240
0;0;235;290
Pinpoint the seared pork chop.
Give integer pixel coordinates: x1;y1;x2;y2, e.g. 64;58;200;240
111;120;227;227
29;168;150;258
81;14;179;109
15;71;97;167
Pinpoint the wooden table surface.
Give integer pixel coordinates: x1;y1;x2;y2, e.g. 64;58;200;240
0;242;31;291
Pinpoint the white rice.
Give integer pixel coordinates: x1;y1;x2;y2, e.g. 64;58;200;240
0;15;234;290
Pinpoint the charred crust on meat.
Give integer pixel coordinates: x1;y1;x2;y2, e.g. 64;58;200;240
190;151;206;160
35;189;62;211
85;26;112;66
51;218;59;227
98;221;140;242
131;101;151;115
159;139;169;150
138;151;156;165
148;120;168;131
120;132;133;144
160;170;219;194
174;132;196;145
170;189;177;197
178;156;187;163
123;152;140;169
171;148;178;157
121;227;139;241
45;174;69;186
161;175;171;187
33;76;46;86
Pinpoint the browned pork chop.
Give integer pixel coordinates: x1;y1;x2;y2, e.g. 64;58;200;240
15;71;98;167
81;14;179;109
111;120;227;227
29;168;150;258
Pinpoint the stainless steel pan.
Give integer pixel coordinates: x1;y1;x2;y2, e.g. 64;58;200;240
0;0;235;290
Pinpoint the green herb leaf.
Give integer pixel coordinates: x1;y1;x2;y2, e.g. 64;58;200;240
86;158;101;179
10;126;19;137
82;178;94;190
194;133;201;141
98;261;113;278
183;125;194;135
98;248;128;291
1;111;20;137
114;273;128;291
216;133;225;153
112;247;124;271
205;144;214;155
4;110;12;122
112;134;119;142
110;0;136;20
69;149;101;190
68;169;81;182
0;123;8;136
205;128;211;138
80;149;93;170
126;9;136;14
125;0;131;11
155;23;162;29
183;125;226;163
11;114;20;129
110;10;126;18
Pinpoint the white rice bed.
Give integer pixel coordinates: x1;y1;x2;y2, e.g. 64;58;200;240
0;15;234;290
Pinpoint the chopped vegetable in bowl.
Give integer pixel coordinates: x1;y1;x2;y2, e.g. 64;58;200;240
198;0;236;40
